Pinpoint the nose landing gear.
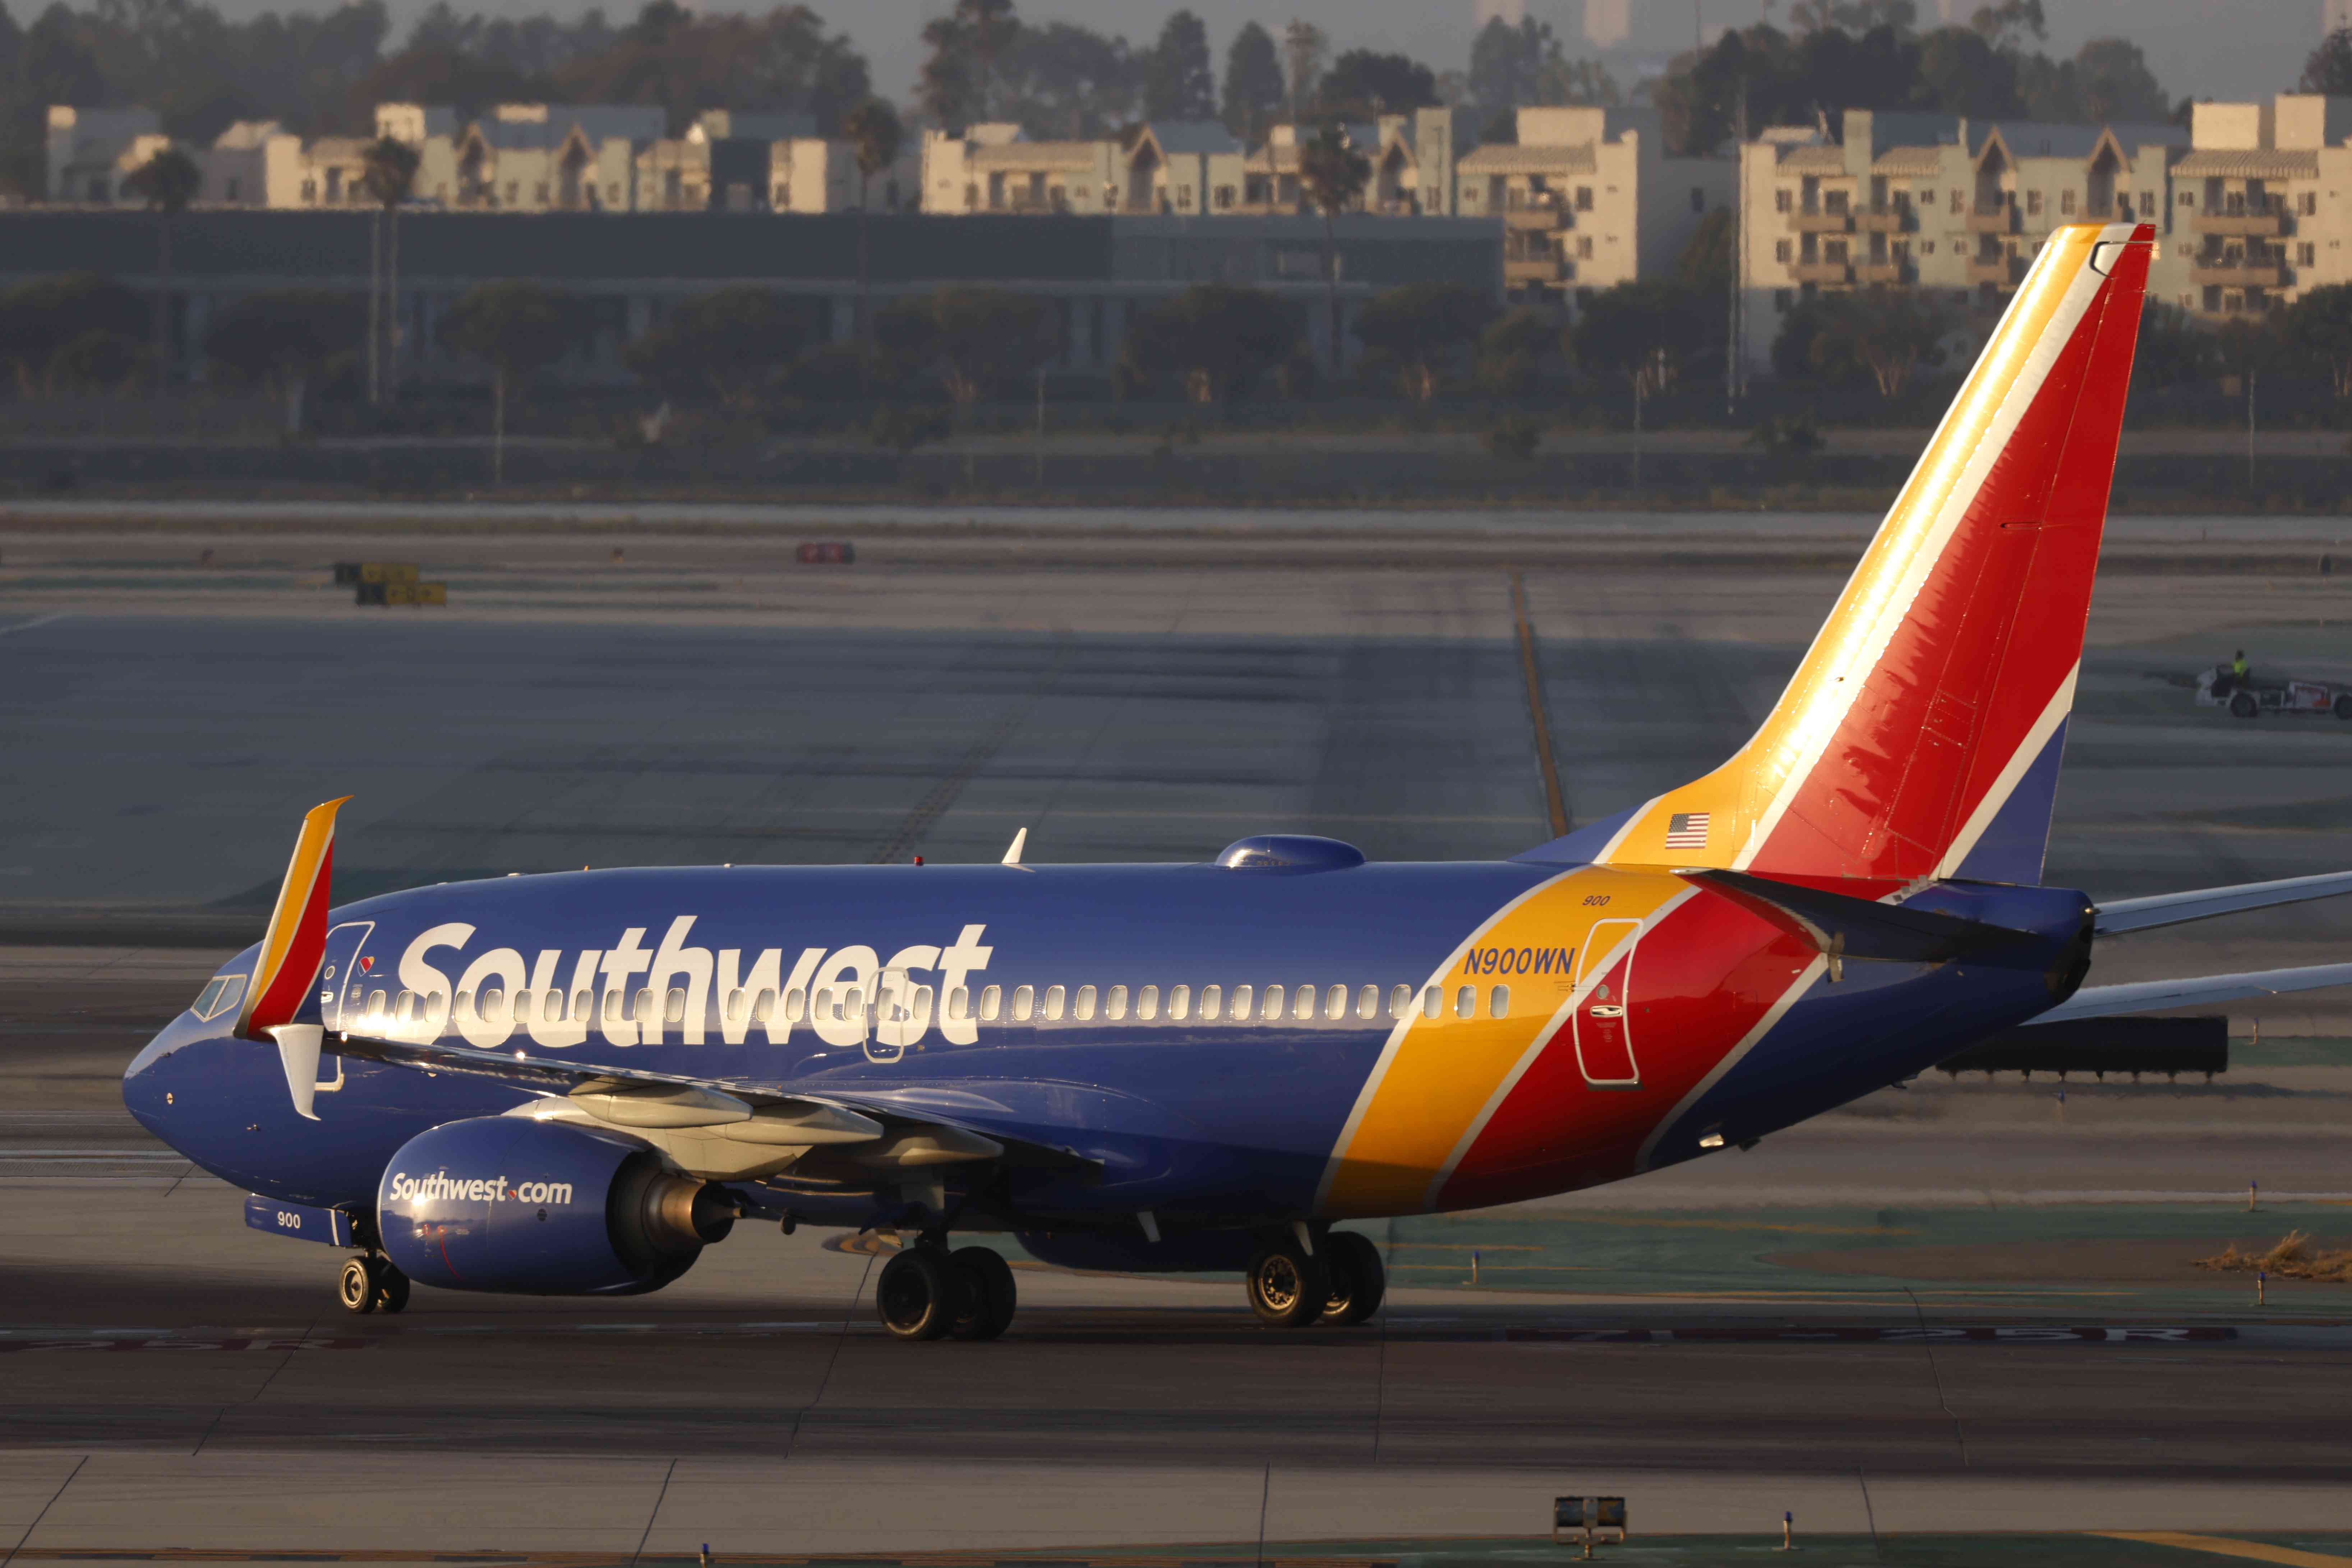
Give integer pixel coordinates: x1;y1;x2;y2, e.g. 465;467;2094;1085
336;1254;410;1315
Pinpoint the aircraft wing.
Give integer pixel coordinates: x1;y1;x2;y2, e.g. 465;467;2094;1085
320;1027;1090;1170
2029;961;2352;1024
2095;870;2352;935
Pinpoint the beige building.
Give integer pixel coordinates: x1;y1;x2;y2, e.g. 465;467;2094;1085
1735;109;2188;375
1460;106;1734;299
446;104;663;212
1237;111;1476;217
923;122;1241;216
2172;96;2352;317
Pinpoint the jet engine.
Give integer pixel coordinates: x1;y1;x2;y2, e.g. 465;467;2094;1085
377;1116;735;1295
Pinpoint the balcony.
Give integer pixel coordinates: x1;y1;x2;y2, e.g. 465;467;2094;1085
1790;260;1853;284
2191;262;2285;288
1966;201;2014;233
1789;207;1853;232
1967;255;2026;287
1504;204;1569;229
1854;207;1910;233
2193;209;2286;237
1857;261;1911;285
1505;257;1564;284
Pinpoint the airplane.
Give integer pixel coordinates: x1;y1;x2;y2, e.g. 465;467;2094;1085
125;220;2352;1341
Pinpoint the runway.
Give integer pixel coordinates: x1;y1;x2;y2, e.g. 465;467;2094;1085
5;541;2352;1557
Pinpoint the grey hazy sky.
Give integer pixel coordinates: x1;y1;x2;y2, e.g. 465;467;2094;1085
839;1;2315;115
191;0;2316;113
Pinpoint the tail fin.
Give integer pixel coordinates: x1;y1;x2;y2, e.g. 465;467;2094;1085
235;796;349;1042
1595;222;2152;884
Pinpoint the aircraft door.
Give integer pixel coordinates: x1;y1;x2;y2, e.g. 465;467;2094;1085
1573;919;1642;1089
318;921;377;1031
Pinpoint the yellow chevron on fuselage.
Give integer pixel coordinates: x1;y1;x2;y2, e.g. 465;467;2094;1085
1316;863;1689;1217
1597;225;2107;873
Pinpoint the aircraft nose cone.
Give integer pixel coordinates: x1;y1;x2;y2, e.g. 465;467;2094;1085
121;1011;208;1148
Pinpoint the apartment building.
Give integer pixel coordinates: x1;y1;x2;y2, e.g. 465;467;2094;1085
2173;96;2352;316
1460;106;1735;299
1735;109;2187;374
922;122;1241;216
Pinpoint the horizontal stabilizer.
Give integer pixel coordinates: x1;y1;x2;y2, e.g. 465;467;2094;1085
1678;867;2040;967
2096;869;2352;936
2032;961;2352;1024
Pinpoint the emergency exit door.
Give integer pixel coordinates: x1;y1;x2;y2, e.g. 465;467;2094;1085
1573;919;1642;1088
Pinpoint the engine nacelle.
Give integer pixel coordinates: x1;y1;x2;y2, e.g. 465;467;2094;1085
377;1116;735;1295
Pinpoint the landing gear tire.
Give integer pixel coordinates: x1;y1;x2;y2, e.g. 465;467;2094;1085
1246;1239;1330;1328
947;1245;1018;1341
1320;1231;1386;1326
2231;691;2259;719
373;1260;410;1315
338;1256;378;1315
876;1246;956;1341
2334;694;2352;721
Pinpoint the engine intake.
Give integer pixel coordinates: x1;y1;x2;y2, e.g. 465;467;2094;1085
378;1115;732;1295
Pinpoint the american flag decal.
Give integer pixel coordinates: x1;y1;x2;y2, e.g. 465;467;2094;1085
1664;812;1711;849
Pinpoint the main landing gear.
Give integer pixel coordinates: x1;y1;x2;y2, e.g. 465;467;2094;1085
1246;1230;1385;1329
336;1254;410;1315
875;1241;1018;1342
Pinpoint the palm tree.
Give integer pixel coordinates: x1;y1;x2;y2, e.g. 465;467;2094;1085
360;136;421;405
438;282;585;486
842;100;903;348
1296;123;1368;375
122;146;200;392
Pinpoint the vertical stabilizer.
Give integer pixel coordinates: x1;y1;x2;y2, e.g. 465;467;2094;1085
1590;222;2152;884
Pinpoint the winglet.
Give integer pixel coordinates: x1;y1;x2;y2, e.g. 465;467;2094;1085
236;797;350;1044
1001;827;1027;867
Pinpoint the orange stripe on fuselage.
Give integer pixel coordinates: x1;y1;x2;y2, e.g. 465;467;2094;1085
1435;889;1818;1212
1319;866;1696;1218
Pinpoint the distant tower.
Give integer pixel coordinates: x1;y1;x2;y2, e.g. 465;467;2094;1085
1585;0;1631;49
2331;0;2352;36
1475;0;1527;24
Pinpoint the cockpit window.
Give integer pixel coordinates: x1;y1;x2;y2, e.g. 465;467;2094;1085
191;973;248;1022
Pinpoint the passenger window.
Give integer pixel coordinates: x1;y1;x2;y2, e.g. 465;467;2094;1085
981;984;1002;1021
396;989;416;1019
784;987;806;1022
844;988;863;1019
1012;984;1034;1021
509;990;530;1021
1455;986;1476;1019
1261;984;1282;1020
1200;984;1221;1020
1356;984;1377;1020
454;990;474;1018
1168;983;1190;1019
1107;984;1127;1020
1073;984;1096;1021
633;988;654;1023
1422;986;1441;1020
949;987;969;1021
1298;986;1320;1021
1138;984;1159;1019
814;987;834;1020
1043;984;1066;1021
1327;987;1347;1021
914;985;933;1020
368;988;389;1019
1490;985;1509;1019
724;989;743;1021
1231;984;1252;1020
544;991;564;1023
753;989;776;1024
664;988;686;1025
572;989;591;1021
